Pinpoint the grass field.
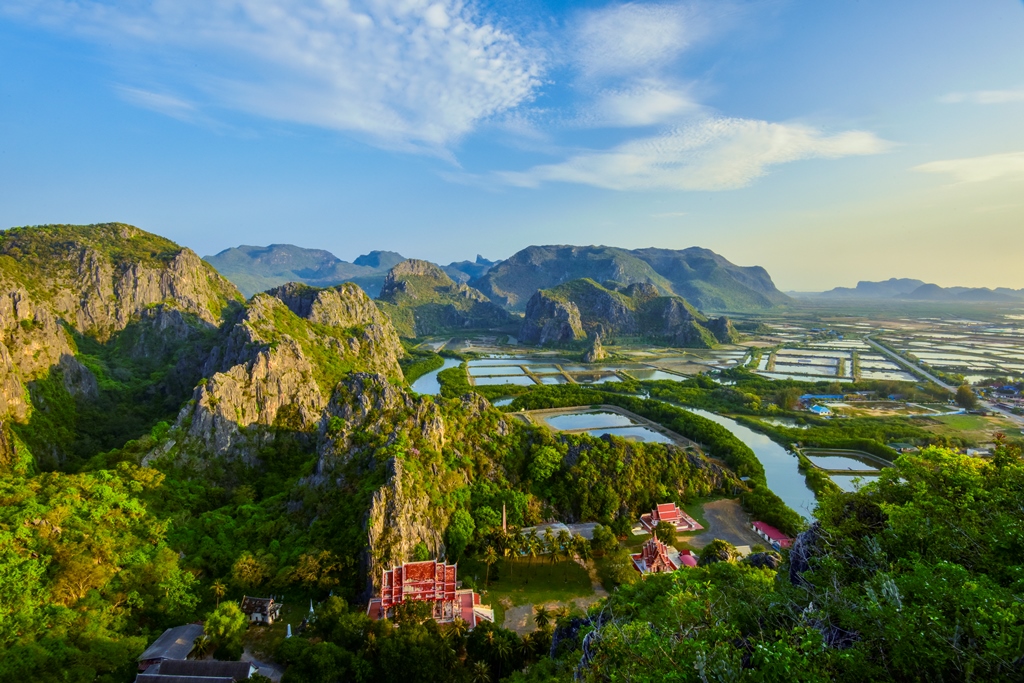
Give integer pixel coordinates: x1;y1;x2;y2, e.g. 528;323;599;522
925;413;1022;444
482;558;594;625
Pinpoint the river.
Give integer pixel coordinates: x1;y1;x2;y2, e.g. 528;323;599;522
682;408;818;521
410;358;461;395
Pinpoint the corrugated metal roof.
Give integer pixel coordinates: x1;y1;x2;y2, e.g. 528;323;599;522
137;624;204;662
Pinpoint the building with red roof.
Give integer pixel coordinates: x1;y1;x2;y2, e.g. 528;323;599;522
751;521;794;550
639;502;703;534
631;537;693;575
366;560;494;628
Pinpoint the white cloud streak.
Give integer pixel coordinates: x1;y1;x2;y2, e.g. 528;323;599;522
573;2;709;76
3;0;543;152
498;118;891;191
914;152;1024;183
939;88;1024;104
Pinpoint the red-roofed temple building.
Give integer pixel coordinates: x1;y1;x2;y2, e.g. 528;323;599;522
751;521;794;550
640;503;703;534
631;537;680;574
366;560;494;628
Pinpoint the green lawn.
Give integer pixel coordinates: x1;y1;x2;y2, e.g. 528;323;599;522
480;558;594;625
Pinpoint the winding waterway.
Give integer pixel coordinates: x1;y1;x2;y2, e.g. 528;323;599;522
410;358;461;395
681;408;818;521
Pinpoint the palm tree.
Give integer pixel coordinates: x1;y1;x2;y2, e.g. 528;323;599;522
533;605;552;631
575;535;593;566
524;532;540;569
526;532;540;571
470;660;491;683
517;633;534;662
494;636;513;679
554;605;570;626
211;580;226;608
557;530;572;581
483;545;498;588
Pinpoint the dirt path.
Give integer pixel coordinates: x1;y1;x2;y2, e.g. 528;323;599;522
681;499;765;550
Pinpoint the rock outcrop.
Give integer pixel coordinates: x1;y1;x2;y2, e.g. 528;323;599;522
376;259;512;337
582;333;607;363
520;278;733;349
0;223;244;468
519;291;586;344
166;288;406;462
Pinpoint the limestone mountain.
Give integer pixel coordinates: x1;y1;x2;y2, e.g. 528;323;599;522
519;278;739;348
473;245;789;312
441;254;497;284
375;259;512;337
163;282;405;460
204;243;408;298
0;223;243;469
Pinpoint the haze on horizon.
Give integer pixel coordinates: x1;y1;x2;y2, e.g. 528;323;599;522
1;0;1022;292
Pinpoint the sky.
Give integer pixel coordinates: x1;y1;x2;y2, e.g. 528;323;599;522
1;0;1023;291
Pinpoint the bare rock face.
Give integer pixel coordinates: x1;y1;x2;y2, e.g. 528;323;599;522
706;316;739;344
365;456;448;590
164;290;406;462
36;244;237;341
789;521;823;586
583;333;607;363
746;551;782;570
520;291;586;344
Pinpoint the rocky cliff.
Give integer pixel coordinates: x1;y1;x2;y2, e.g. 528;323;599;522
520;278;737;348
376;259;512;337
166;284;406;461
0;223;244;469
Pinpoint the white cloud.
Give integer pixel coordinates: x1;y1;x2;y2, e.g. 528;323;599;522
939;88;1024;104
3;0;543;151
498;118;891;190
573;2;708;76
115;87;198;122
914;152;1024;183
587;81;699;127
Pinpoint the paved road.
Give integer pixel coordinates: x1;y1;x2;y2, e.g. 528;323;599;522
682;499;765;550
867;337;1024;427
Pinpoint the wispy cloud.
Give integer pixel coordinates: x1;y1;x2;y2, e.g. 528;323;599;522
585;81;699;127
115;87;199;122
3;0;543;152
572;2;711;77
939;88;1024;104
498;118;891;191
914;152;1024;183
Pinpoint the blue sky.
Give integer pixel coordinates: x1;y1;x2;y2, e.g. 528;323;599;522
2;0;1023;290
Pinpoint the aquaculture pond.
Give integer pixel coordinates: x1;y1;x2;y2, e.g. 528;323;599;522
410;358;461;395
473;375;537;386
586;426;674;443
544;412;635;430
804;454;881;472
625;369;687;381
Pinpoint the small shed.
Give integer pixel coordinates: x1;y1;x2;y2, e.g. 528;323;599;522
137;624;204;671
240;596;282;625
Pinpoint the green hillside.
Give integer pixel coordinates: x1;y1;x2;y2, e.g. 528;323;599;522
375;259;512;337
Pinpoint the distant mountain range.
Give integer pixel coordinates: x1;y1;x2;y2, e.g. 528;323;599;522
473;245;788;312
796;278;1024;303
204;244;495;298
207;243;787;313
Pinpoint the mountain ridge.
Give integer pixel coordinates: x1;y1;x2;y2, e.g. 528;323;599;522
473;244;789;312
